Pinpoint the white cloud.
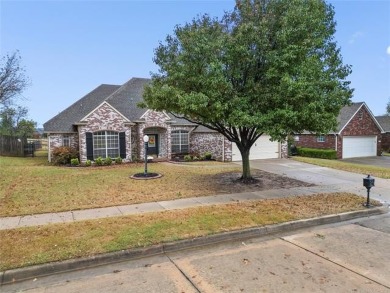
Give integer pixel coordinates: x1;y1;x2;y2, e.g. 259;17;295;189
348;31;364;44
387;46;390;55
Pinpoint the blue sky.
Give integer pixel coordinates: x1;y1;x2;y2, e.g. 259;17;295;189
1;0;389;128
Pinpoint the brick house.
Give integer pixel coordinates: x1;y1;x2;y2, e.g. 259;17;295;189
294;102;384;159
376;115;390;152
44;77;287;163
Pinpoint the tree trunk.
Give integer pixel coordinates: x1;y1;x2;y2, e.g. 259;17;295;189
240;147;252;181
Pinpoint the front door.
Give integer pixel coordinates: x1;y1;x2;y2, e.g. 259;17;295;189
147;134;159;156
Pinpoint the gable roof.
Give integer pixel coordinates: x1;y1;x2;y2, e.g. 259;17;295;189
337;102;384;134
44;77;198;133
336;102;364;132
376;115;390;132
44;84;120;132
105;78;151;121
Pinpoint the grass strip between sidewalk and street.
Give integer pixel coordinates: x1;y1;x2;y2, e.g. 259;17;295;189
292;157;390;179
0;192;380;271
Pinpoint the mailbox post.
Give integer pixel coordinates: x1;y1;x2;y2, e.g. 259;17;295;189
143;135;149;175
363;174;375;207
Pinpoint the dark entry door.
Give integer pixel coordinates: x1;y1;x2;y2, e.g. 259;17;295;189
147;134;158;156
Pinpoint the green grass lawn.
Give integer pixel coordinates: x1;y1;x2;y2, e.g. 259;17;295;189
292;156;390;179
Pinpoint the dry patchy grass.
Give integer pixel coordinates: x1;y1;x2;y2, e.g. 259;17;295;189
0;157;310;217
0;192;377;271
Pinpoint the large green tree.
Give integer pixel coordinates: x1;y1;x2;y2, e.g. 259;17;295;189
143;0;353;180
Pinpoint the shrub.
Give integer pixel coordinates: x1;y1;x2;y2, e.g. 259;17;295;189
94;157;104;166
104;157;112;165
70;158;79;166
52;146;79;165
297;147;337;160
193;156;199;161
204;151;212;160
184;155;192;162
85;160;91;167
115;156;123;164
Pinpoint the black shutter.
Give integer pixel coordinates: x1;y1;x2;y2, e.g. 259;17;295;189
86;132;93;160
119;132;126;159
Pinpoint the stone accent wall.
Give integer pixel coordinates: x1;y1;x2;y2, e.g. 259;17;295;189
48;133;78;162
78;103;132;162
190;132;224;161
280;142;288;158
138;110;171;160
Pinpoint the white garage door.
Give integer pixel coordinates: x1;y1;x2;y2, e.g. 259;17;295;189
342;136;377;159
232;135;280;161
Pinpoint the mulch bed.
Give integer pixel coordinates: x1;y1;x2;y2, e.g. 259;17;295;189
212;169;315;193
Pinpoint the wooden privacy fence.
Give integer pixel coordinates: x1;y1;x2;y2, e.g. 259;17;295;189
0;135;26;157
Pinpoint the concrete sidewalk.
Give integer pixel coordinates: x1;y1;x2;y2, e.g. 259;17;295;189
0;185;350;230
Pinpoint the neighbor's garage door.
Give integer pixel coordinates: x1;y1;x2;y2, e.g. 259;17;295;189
232;135;279;161
342;136;377;159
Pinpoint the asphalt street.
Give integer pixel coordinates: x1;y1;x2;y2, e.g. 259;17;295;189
2;213;389;293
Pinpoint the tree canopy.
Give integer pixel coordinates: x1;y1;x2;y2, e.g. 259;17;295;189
0;51;29;108
143;0;353;180
0;106;36;138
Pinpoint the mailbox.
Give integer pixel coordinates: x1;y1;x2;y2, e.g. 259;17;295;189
363;174;375;189
363;175;375;207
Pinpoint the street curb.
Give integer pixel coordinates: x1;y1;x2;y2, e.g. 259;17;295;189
1;206;388;286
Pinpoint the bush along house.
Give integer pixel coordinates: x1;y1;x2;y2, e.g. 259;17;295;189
44;78;288;163
294;102;384;159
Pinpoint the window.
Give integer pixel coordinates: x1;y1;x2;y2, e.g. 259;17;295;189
171;130;189;153
294;136;299;142
317;136;325;143
62;135;70;147
93;131;119;159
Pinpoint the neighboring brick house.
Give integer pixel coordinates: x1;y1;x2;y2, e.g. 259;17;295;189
44;77;287;163
376;115;390;152
294;102;384;159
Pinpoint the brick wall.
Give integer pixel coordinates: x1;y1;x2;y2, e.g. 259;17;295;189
295;105;382;158
138;110;172;160
382;133;390;152
78;103;132;162
340;105;382;157
294;134;336;150
190;132;225;161
48;133;78;162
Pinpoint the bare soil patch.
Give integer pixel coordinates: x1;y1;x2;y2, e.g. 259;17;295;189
212;169;314;193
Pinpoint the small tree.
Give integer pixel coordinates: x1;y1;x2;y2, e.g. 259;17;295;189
143;0;353;181
0;51;29;108
386;98;390;116
0;106;36;137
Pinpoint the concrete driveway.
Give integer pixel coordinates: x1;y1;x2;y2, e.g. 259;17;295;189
341;156;390;168
245;158;390;205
